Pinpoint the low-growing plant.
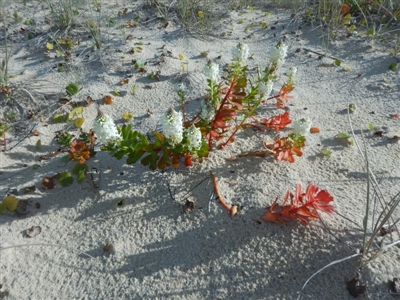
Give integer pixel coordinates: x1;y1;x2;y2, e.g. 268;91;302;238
89;41;312;170
45;0;80;28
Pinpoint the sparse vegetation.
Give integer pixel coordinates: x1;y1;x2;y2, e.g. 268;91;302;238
0;1;399;299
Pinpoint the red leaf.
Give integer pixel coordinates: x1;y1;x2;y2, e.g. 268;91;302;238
310;127;320;133
262;183;334;224
260;111;292;131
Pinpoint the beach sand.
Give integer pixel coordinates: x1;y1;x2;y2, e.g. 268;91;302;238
0;1;399;299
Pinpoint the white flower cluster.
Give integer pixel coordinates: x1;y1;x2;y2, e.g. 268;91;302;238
232;43;249;62
270;41;288;68
203;60;220;82
185;125;202;151
292;117;312;135
93;114;122;144
200;100;215;123
258;80;274;96
161;108;183;145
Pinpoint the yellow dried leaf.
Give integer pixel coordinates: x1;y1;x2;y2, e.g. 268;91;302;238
122;112;133;120
3;195;18;211
46;42;54;50
74;118;84;128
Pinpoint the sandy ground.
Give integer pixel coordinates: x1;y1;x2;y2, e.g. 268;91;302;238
0;1;399;299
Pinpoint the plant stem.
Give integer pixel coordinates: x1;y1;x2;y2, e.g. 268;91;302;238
208;78;236;149
210;171;231;214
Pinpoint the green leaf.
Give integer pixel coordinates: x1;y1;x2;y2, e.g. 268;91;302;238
368;123;374;131
36;139;42;150
261;22;267;28
0;202;6;214
236;77;247;88
3;195;18;211
112;90;121;96
348;103;356;113
76;170;86;183
365;27;375;36
388;63;398;71
53;114;67;123
32;164;41;169
335;132;350;139
69;106;84;120
66;83;79;96
55;49;64;56
72;163;88;175
61;154;70;162
320;147;332;157
114;197;125;207
126;150;145;164
197;10;204;18
74;117;84;128
333;59;342;67
59;171;74;187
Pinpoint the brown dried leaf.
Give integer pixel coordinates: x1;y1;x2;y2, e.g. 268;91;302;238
225;156;237;162
346;276;367;297
25;226;42;238
182;199;195;213
104;95;113;105
42;177;55;189
59;97;71;104
120;78;129;85
86;96;92;107
32;130;40;136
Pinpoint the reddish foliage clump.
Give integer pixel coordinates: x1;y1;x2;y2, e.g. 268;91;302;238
259;111;292;131
68;140;91;164
262;183;334;224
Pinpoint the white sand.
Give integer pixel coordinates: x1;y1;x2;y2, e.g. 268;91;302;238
1;1;399;299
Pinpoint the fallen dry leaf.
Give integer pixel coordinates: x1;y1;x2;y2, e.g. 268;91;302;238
389;114;399;119
182;199;195;213
104;95;113;105
120;78;129;85
86;96;92;107
42;177;55;189
310;127;320;133
58;97;71;104
32;130;39;136
25;226;42;238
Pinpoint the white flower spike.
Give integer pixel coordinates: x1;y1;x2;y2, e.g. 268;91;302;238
270;40;288;68
93;113;122;144
232;43;249;62
185;124;202;151
200;100;215;123
292;117;312;135
258;80;274;96
204;60;220;82
162;108;183;145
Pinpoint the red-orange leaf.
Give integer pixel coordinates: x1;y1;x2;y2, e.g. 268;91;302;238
262;183;334;224
310;127;320;133
260;111;292;131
